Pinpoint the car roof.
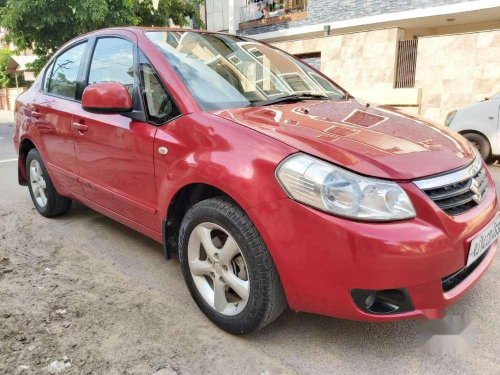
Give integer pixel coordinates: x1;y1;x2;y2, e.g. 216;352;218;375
56;27;244;56
59;27;252;51
93;26;238;38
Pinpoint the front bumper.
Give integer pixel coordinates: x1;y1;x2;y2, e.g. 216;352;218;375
247;177;498;321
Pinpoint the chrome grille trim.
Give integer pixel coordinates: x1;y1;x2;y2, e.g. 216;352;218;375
413;155;482;190
413;156;489;215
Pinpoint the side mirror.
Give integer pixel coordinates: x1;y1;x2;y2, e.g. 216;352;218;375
82;82;133;114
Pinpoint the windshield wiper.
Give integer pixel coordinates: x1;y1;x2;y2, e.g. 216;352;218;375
250;93;329;107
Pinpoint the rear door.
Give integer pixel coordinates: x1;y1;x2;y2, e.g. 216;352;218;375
72;34;160;231
33;41;89;195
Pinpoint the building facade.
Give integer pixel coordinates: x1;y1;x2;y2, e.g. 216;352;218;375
202;0;500;124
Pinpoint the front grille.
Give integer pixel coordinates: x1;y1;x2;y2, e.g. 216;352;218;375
414;156;488;216
424;167;488;215
441;248;489;292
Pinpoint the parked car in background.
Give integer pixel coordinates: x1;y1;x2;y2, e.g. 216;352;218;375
446;92;500;163
13;28;499;334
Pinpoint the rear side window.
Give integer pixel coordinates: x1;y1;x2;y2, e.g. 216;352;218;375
88;37;134;95
47;42;88;99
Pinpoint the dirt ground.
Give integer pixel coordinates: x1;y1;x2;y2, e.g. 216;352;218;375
0;199;297;375
1;113;499;374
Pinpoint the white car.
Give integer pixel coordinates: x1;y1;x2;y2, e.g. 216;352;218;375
446;92;500;163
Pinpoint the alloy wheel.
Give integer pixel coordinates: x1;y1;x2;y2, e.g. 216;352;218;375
29;159;47;207
187;222;250;316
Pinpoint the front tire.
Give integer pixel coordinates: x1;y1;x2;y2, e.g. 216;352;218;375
462;132;492;163
179;197;287;334
26;149;72;217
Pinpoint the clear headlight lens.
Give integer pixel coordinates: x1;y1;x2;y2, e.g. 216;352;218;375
276;154;416;221
445;110;457;127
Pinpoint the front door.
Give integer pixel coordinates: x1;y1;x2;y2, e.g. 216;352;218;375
34;41;89;195
72;36;159;231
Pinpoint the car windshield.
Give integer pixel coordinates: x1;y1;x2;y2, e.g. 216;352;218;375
145;31;346;110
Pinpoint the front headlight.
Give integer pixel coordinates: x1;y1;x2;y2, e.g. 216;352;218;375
445;110;457;127
276;153;416;221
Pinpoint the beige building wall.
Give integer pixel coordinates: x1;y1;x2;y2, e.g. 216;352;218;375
415;29;500;122
273;28;401;91
321;28;401;92
274;27;500;124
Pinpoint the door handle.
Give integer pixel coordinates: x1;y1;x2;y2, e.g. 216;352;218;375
31;111;41;119
73;122;89;133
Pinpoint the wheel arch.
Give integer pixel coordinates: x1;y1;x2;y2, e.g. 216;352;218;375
162;182;242;259
458;128;488;138
458;129;493;156
17;137;38;185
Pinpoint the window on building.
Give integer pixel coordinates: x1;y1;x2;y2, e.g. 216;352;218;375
395;39;418;88
47;42;88;99
88;37;134;95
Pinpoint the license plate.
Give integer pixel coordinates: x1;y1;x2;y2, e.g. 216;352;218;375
467;215;500;266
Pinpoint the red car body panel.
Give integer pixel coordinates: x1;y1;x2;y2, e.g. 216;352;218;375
154;112;295;221
13;27;498;322
72;109;159;230
247;175;498;319
214;99;476;180
81;82;133;112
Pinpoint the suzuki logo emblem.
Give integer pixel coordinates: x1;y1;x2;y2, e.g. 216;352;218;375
470;178;482;204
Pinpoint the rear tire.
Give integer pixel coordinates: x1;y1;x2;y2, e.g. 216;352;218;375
462;132;492;163
26;149;72;217
179;197;287;334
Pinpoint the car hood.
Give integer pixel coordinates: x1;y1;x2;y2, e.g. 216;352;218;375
213;99;475;180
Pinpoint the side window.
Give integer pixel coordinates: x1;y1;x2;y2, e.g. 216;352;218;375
88;37;134;95
42;62;54;92
139;62;180;124
47;42;87;99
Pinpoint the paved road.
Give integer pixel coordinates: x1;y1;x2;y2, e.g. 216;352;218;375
0;112;16;161
1;113;499;375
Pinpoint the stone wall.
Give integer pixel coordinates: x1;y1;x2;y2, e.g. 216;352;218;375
415;29;500;122
240;0;476;35
273;28;415;105
321;28;402;92
274;27;500;123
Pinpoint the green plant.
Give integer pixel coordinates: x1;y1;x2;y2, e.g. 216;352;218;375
0;47;25;88
0;0;203;74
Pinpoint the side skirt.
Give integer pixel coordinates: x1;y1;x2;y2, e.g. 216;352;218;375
60;187;163;244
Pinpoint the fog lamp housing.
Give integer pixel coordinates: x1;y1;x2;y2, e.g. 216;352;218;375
351;288;414;315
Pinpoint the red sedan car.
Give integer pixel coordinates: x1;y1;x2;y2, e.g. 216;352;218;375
14;28;498;334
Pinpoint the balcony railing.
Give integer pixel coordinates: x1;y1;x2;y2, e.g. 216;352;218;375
239;0;308;29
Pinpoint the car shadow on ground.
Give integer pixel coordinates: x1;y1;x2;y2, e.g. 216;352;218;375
56;201;491;361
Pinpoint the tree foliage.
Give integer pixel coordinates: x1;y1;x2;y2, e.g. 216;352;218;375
0;48;15;88
0;0;203;73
